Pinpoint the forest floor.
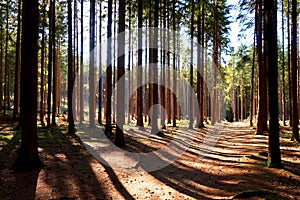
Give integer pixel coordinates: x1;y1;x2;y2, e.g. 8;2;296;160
0;118;300;200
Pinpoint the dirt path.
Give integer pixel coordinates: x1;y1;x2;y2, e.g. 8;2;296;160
0;122;299;199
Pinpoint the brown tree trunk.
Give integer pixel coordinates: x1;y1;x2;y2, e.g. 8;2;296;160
137;0;144;128
97;0;102;124
13;0;43;171
80;0;84;123
212;0;219;125
13;0;21;120
52;0;57;126
290;0;299;142
256;0;268;134
89;0;96;127
47;0;53;127
105;0;113;135
115;0;126;146
287;0;292;127
172;0;177;127
0;17;3;112
68;0;75;134
4;2;10;114
281;0;286;126
40;2;46;126
151;0;160;134
189;0;195;129
265;0;282;168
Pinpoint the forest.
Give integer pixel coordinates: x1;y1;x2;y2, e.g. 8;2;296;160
0;0;299;199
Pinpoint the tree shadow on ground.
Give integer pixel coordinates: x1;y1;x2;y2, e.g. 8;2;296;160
0;123;134;199
147;124;300;199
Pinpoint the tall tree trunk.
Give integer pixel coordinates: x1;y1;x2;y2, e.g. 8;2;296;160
13;0;21;120
166;2;171;124
189;0;195;129
172;0;177;127
250;33;255;127
115;0;126;146
68;0;75;134
212;0;219;125
4;2;10;114
0;12;3;112
287;0;292;127
89;0;96;127
47;0;53;127
281;0;286;126
197;0;205;128
144;17;148;123
52;0;57;126
127;2;132;125
290;0;299;142
12;0;43;171
265;0;282;168
151;0;160;134
40;2;46;126
137;0;144;128
80;0;84;123
97;0;102;124
105;0;113;135
256;0;268;134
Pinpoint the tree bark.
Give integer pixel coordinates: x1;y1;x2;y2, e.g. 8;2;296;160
290;0;299;142
68;0;75;134
115;0;126;147
137;0;144;128
189;0;195;129
40;2;46;126
52;0;57;126
265;0;282;168
12;0;43;171
105;0;113;135
13;0;21;120
256;0;268;134
89;0;96;127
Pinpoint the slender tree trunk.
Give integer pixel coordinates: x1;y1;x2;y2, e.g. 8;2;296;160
172;0;177;127
281;0;286;126
115;0;126;146
127;2;132;125
166;0;171;124
105;0;113;135
144;17;148;123
89;0;96;127
197;0;205;128
97;0;102;125
150;0;160;134
52;0;57;126
47;0;53;127
199;0;205;127
68;0;75;134
0;14;3;112
4;2;10;114
137;0;144;128
212;0;219;125
13;0;21;120
40;3;46;126
12;0;43;171
112;0;117;124
232;61;236;122
80;0;84;123
189;0;195;129
265;0;282;168
287;0;292;127
256;0;268;134
291;0;299;142
250;24;255;126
